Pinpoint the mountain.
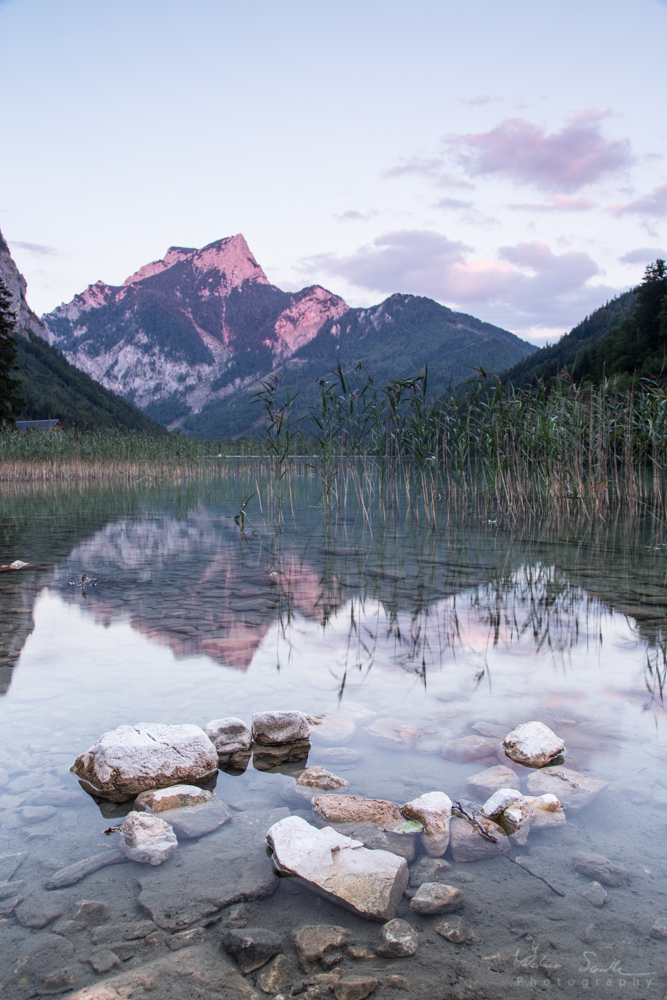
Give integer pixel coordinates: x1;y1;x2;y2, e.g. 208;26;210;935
184;292;538;438
500;289;638;389
0;230;165;432
43;234;536;437
43;234;348;428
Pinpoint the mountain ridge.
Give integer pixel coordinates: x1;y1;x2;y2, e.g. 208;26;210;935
42;233;537;437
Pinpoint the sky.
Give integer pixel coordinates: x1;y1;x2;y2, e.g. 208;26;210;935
1;0;666;345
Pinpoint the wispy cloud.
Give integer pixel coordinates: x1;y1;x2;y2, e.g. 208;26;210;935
9;240;59;256
460;95;502;107
302;229;617;330
609;183;667;217
509;194;596;212
447;112;633;193
335;209;378;222
384;158;475;189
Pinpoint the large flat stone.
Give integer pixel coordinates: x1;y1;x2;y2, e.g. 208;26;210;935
138;809;286;930
267;815;408;922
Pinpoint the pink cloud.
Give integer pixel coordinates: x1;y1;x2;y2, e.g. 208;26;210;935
302;229;618;331
609;183;667;217
447;112;633;193
509;194;596;212
460;95;502;107
336;209;377;222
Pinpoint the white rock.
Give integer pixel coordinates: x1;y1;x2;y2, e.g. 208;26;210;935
119;812;177;865
252;711;310;745
524;793;566;830
71;724;219;802
204;718;251;755
266;815;408;922
502;721;565;768
479;788;524;822
401;792;452;858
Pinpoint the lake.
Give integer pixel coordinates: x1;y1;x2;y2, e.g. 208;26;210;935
1;467;666;999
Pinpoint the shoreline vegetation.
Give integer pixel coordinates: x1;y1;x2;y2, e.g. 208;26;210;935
1;371;667;523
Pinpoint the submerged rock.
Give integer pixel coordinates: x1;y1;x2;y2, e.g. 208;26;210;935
367;718;420;750
45;850;128;890
138;807;284;930
502;722;564;768
134;785;213;812
266;815;409;921
319;821;417;862
401;791;452;857
71;723;218;802
408;857;451;887
442;736;498;762
335;977;379;1000
374;918;418;957
311;716;357;745
296;766;350;793
118;813;177;865
257;953;293;993
221;927;283;972
434;915;473;943
581;881;609;908
317;747;363;767
409;883;464;915
449;816;509;862
526;766;608;811
294;924;350;972
479;788;564;841
253;740;311;769
252;711;310;745
573;853;629;886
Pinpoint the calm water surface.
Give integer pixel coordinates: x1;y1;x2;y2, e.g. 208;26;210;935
1;471;667;999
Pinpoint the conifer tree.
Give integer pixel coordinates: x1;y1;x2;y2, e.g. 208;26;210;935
0;278;25;424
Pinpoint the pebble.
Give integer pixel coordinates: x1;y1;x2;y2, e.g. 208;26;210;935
134;785;213;812
334;977;378;1000
257;953;293;994
650;918;667;939
409;857;452;886
223;903;254;928
434;915;470;943
295;766;350;792
409;883;465;915
0;852;25;882
385;975;411;990
471;721;506;739
375;918;419;958
72;900;110;925
295;924;350;972
221;927;283;972
42;968;75;991
573;854;629;886
45;849;128;889
89;949;122;974
167;927;207;950
581;881;609;908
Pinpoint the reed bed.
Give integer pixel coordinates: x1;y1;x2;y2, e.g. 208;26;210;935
4;370;667;521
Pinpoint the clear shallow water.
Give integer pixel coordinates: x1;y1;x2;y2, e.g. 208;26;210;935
2;472;667;999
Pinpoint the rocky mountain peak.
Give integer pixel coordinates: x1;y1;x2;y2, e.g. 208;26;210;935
0;227;52;342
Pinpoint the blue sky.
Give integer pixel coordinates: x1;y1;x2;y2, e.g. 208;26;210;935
1;0;666;343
